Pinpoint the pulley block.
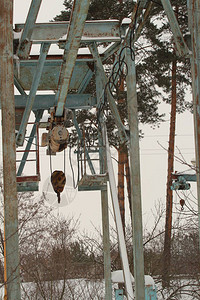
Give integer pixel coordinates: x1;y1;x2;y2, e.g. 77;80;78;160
51;170;66;203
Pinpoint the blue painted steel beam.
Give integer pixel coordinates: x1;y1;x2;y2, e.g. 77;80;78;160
125;47;145;300
72;110;95;175
77;69;93;93
187;0;200;250
17;110;43;176
14;60;92;91
89;43;128;144
172;173;197;182
102;42;121;61
96;71;112;300
55;0;90;117
15;20;123;43
13;94;97;110
16;42;50;146
160;0;189;56
14;75;27;95
17;0;42;59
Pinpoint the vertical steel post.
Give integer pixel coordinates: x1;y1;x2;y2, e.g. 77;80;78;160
187;0;200;250
125;48;145;299
103;126;134;300
96;68;112;300
0;0;21;299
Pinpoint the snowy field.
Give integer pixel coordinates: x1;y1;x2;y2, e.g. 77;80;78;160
0;278;199;299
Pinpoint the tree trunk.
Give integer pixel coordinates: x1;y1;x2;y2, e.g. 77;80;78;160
162;55;177;288
117;73;126;232
124;145;132;218
118;146;125;230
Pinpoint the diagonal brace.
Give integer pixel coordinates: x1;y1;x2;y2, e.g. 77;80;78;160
89;43;128;144
16;42;50;146
17;110;43;176
17;0;42;59
160;0;189;56
55;0;90;117
14;75;27;96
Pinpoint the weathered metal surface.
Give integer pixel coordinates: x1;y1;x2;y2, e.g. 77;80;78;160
96;73;112;300
14;59;92;91
55;0;90;116
17;110;43;176
171;176;191;191
125;48;145;300
15;107;25;130
101;189;112;300
115;289;124;300
17;181;39;192
17;0;42;59
102;41;121;61
16;42;50;146
13;94;97;110
161;0;189;56
14;76;27;95
0;0;21;298
172;173;197;182
78;174;107;191
187;0;200;250
15;19;123;43
16;175;39;182
145;286;157;300
102;124;134;300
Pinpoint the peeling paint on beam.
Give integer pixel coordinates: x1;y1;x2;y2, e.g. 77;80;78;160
16;42;50;146
13;94;97;110
14;60;93;91
15;20;123;43
17;0;42;59
161;0;189;57
55;0;90;117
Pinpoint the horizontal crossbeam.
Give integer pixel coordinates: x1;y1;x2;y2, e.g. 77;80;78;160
14;20;125;43
14;59;93;91
13;94;96;110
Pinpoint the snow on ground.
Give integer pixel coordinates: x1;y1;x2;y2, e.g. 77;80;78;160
0;277;198;299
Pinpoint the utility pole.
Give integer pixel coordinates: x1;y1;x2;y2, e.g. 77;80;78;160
0;0;21;299
125;48;145;299
187;0;200;251
96;68;112;300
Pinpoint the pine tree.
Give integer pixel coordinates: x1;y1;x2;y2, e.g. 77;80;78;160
53;0;192;248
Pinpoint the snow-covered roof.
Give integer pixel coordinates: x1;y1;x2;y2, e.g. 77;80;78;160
121;18;131;25
111;270;156;289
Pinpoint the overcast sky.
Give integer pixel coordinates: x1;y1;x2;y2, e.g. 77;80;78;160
11;0;196;233
14;0;65;23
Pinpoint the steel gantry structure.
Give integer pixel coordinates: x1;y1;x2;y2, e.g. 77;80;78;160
1;0;200;299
